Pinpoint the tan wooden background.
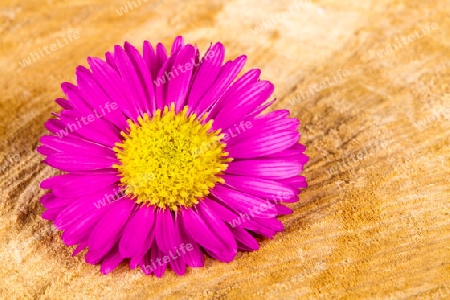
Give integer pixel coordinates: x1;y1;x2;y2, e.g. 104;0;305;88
0;0;449;299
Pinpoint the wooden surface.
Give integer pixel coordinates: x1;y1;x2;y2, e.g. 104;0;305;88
0;0;449;299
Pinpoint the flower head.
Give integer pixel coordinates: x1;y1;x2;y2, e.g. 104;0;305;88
38;36;308;276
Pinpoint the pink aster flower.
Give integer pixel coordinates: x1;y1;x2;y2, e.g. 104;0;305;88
38;36;308;277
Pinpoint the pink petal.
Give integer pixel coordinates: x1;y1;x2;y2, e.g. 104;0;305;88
37;145;57;156
211;185;278;218
166;45;196;112
213;80;274;130
229;226;259;251
143;41;157;79
206;198;277;238
176;215;204;268
42;207;64;221
193;55;247;117
40;193;56;206
140;242;167;277
55;98;72;110
113;45;149;116
208;68;261;120
61;194;120;246
44;119;79;138
181;207;224;253
279;176;308;190
226;131;299;158
124;42;156;116
40;135;116;158
155;209;183;253
119;205;155;258
153;210;187;275
196;201;237;262
246;98;276;119
62;214;102;246
222;112;298;147
54;185;122;230
44;153;118;172
265;142;307;157
154;43;168;80
187;43;225;110
43;196;75;209
105;51;118;71
86;199;135;263
154;51;177;110
61;82;93;114
252;216;284;231
101;244;124;275
57;110;121;147
52;173;120;198
222;175;296;201
129;230;155;270
171;36;184;54
72;241;88;256
169;251;187;276
87;56;139;122
75;66;128;130
226;159;303;180
276;204;293;215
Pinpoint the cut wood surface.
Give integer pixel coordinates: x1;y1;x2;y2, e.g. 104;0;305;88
0;0;449;299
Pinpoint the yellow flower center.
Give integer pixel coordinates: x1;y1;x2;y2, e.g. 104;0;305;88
113;104;230;210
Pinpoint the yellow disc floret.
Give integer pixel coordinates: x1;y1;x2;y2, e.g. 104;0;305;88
113;104;230;210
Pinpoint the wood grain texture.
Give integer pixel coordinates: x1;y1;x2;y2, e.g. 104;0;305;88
0;0;449;299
